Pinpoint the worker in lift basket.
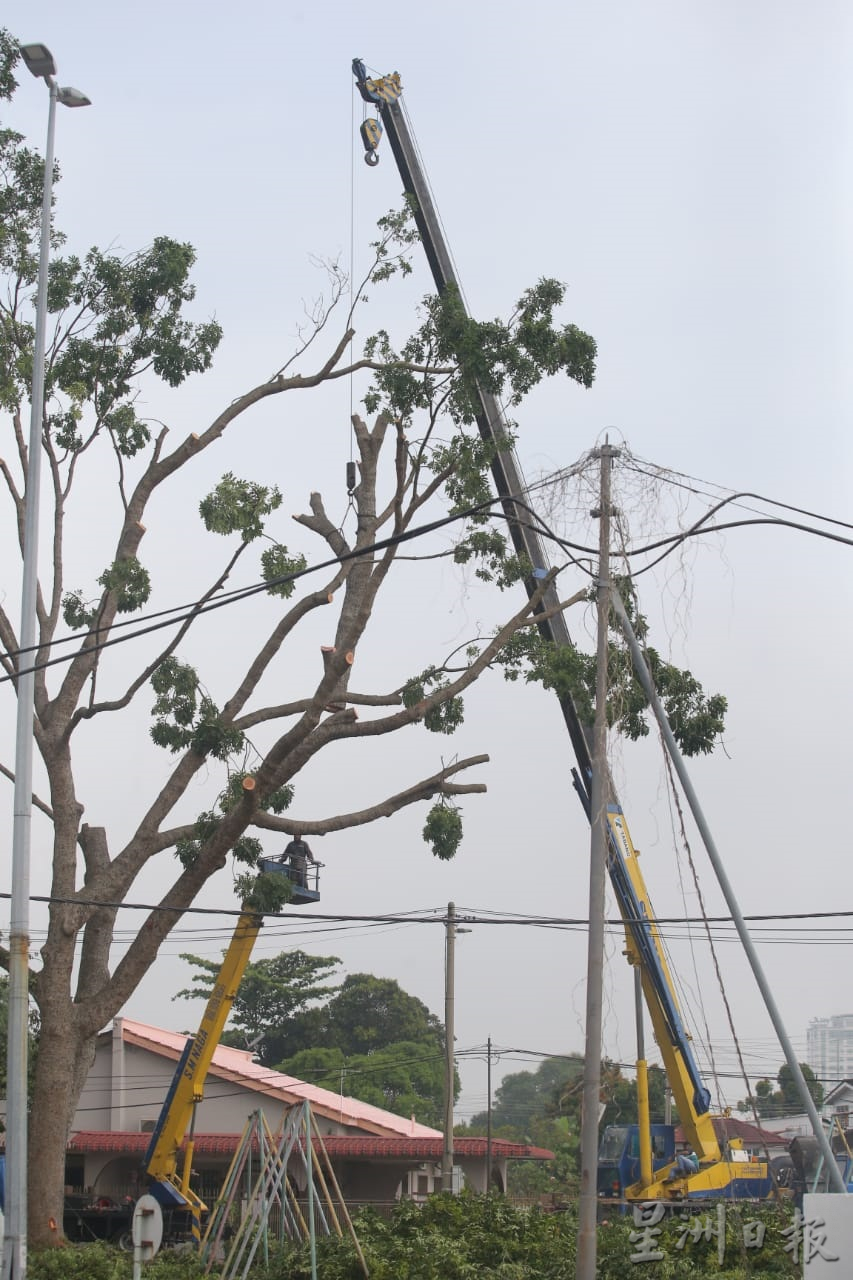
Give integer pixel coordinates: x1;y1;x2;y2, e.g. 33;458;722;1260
283;833;316;888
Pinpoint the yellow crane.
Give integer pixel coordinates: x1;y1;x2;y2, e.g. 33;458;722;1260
143;850;321;1241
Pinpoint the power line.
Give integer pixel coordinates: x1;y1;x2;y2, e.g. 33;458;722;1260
11;890;853;929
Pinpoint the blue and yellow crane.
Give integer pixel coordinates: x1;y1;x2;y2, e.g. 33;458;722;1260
352;58;780;1203
143;851;320;1240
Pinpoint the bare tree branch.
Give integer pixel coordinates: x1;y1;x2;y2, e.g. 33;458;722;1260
68;540;253;732
0;761;55;820
251;754;490;836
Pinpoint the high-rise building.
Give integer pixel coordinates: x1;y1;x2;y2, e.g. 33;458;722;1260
807;1015;853;1088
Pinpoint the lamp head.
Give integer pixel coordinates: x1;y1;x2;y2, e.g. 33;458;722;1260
19;43;57;79
57;86;91;108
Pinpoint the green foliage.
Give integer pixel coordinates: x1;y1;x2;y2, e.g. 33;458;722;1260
199;472;282;541
463;1056;673;1198
0;64;221;420
320;973;443;1056
177;962;451;1124
280;1038;448;1129
61;590;97;630
62;556;152;629
173;808;219;868
174;948;341;1062
260;543;308;598
218;771;295;816
151;657;200;744
28;1241;209;1280
189;698;245;759
150;658;244;760
422;801;463;860
495;584;727;756
105;402;150;457
45;239;222;408
739;1062;824;1119
27;1203;802;1278
364;279;596;428
233;866;294;912
173;808;261;870
402;667;464;734
367;202;418;283
470;1057;583;1137
97;556;151;614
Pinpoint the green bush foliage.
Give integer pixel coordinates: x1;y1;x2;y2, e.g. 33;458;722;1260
27;1198;803;1279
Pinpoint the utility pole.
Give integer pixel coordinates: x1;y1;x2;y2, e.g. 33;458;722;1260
611;586;848;1194
576;442;619;1280
442;901;457;1193
486;1036;493;1194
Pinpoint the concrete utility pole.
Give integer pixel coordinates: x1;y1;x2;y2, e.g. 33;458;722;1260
576;443;619;1280
610;588;848;1195
442;901;457;1193
486;1036;493;1194
5;44;90;1280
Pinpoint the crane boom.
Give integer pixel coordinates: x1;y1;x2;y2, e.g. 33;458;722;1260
352;61;778;1201
144;911;262;1224
353;59;593;780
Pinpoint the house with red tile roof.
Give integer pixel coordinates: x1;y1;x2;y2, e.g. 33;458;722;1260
67;1019;552;1207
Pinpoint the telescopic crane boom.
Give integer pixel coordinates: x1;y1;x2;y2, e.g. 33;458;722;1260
352;60;774;1202
144;856;320;1237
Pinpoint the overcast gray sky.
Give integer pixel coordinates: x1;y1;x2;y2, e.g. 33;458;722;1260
2;0;852;1125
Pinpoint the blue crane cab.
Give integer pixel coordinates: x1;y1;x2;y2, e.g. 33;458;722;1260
598;1124;676;1201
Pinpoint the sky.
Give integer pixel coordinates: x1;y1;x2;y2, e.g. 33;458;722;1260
1;0;852;1130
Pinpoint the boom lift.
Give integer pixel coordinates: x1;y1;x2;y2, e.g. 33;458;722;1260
352;60;775;1202
144;856;321;1238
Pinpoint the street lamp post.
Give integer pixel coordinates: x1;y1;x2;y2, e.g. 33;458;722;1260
4;44;89;1280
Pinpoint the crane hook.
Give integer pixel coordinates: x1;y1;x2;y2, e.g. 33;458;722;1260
364;151;379;167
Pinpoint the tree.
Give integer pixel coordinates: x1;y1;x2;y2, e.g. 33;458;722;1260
468;1055;583;1137
279;1041;448;1129
177;952;451;1125
0;30;729;1244
738;1062;824;1119
314;973;443;1055
174;948;341;1064
276;974;452;1127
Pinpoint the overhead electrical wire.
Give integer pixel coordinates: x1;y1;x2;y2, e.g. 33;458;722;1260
1;464;850;682
9;890;853;931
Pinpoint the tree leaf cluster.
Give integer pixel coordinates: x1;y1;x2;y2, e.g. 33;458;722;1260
493;582;728;755
737;1062;824;1120
422;801;464;860
150;657;245;760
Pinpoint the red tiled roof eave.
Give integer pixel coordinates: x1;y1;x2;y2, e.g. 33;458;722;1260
68;1131;553;1161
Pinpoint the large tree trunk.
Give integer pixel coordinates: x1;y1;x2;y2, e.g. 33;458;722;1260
27;1000;95;1249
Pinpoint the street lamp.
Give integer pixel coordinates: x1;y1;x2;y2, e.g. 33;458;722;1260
4;44;90;1280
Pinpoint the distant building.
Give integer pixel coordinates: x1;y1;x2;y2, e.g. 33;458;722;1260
807;1015;853;1090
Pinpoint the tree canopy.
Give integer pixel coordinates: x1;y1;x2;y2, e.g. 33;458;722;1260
0;26;730;1243
176;953;451;1127
737;1063;824;1119
459;1055;671;1196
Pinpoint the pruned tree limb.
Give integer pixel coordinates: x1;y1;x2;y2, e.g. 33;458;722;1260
250;754;490;836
